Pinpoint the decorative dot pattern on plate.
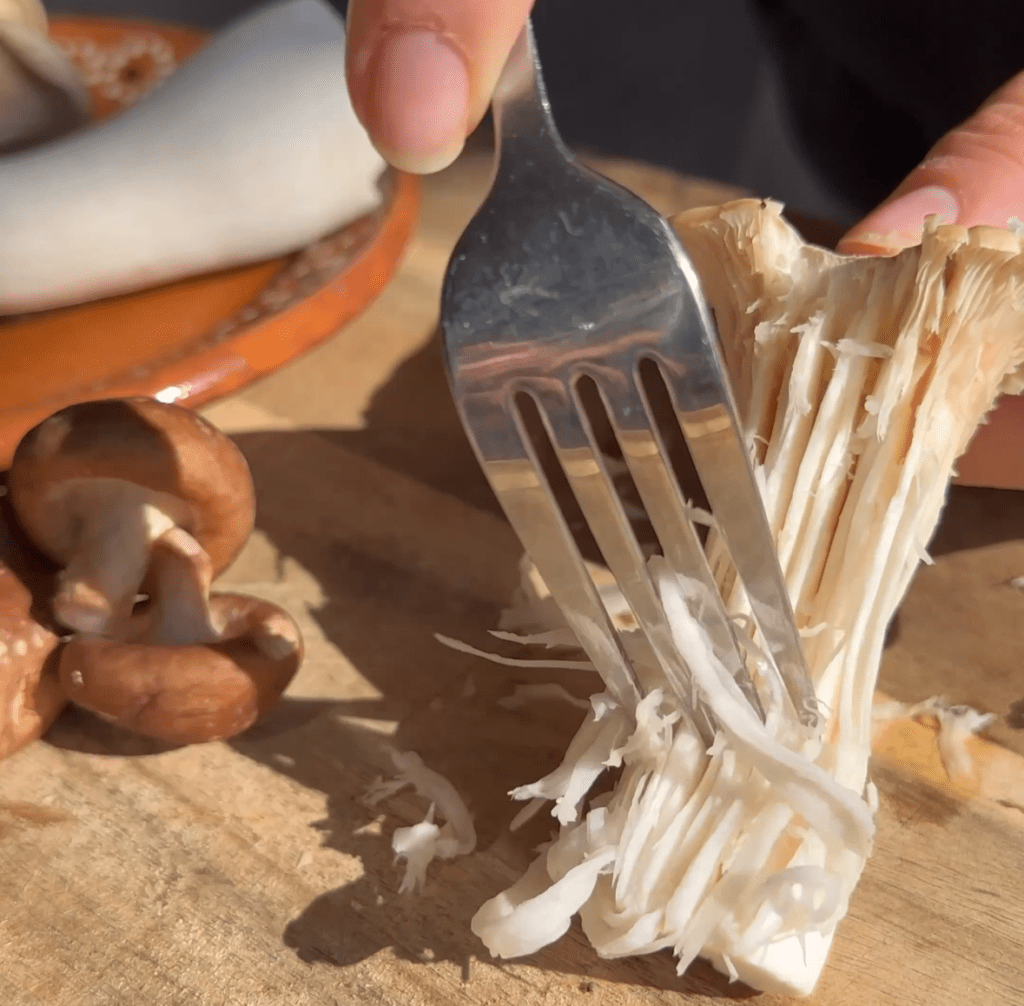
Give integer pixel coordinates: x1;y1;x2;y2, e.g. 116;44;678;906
202;212;386;348
60;34;178;105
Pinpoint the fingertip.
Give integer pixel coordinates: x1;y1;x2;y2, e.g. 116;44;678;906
345;0;534;172
371;136;467;175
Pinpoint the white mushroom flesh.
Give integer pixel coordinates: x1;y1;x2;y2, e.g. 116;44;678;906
368;751;477;893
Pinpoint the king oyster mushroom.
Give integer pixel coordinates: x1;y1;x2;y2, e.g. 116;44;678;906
8;397;255;636
0;0;386;314
59;526;302;745
0;0;89;153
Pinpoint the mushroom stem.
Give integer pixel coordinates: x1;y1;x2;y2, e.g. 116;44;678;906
132;527;220;647
53;493;180;635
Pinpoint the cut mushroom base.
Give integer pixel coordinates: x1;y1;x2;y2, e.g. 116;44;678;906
468;204;1024;995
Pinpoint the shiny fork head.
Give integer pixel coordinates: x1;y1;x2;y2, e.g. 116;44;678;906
440;22;819;734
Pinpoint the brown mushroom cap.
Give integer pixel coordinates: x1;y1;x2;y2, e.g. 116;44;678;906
10;398;254;573
58;593;302;745
0;520;64;759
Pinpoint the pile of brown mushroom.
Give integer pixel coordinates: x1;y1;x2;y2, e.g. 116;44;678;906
0;397;303;759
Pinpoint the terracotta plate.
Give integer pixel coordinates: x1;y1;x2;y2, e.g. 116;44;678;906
0;16;418;466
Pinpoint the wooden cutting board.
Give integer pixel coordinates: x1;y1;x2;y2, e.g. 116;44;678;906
1;150;1022;1006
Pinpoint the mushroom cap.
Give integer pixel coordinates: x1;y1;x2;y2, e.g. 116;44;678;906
58;593;302;745
9;398;256;577
0;517;64;759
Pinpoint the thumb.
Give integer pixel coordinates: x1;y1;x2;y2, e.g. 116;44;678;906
346;0;535;175
839;70;1024;254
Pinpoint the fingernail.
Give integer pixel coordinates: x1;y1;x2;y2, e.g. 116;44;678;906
364;30;469;174
841;186;960;252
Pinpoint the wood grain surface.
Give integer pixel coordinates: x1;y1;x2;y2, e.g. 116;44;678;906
1;151;1022;1006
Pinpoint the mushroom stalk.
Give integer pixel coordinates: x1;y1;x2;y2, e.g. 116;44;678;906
130;527;221;646
51;482;186;634
465;204;1024;995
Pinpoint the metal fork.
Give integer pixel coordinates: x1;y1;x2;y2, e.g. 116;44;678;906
440;21;818;738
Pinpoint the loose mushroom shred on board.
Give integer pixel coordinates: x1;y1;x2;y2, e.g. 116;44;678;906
0;154;1021;1006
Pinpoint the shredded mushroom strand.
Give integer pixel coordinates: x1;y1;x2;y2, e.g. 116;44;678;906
368;751;477;893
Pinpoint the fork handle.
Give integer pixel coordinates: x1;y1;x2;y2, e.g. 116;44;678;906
491;20;574;177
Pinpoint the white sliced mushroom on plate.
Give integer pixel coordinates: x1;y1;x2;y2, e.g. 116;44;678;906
0;0;387;314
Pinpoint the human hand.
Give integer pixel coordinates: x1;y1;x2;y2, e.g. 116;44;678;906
838;71;1024;489
345;0;534;174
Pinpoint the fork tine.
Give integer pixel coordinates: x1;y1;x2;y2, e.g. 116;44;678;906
656;350;820;728
528;384;720;745
465;395;644;711
686;419;816;721
593;371;767;721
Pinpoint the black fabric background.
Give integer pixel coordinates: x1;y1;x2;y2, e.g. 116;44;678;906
748;0;1024;210
529;0;1024;213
